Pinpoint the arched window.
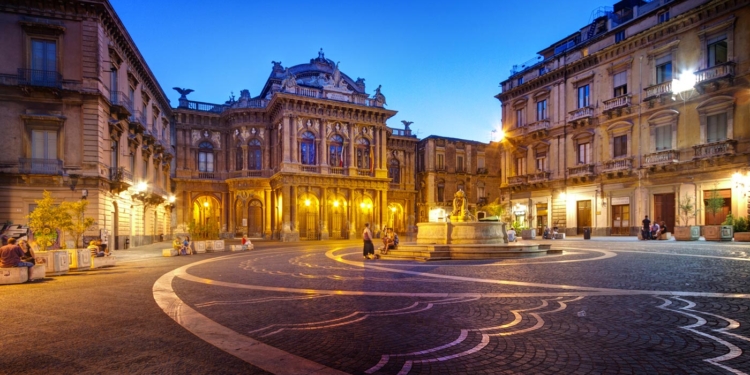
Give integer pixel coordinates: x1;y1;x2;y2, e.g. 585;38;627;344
356;138;370;169
198;141;214;172
388;158;400;183
235;143;243;170
300;131;316;165
248;139;262;170
329;134;344;167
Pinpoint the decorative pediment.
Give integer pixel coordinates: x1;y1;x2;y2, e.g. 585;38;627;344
647;39;680;60
607;56;634;75
647;109;680;126
696;95;734;113
572;129;595;141
607;120;633;133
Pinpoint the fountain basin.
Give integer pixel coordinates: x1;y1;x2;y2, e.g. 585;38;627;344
416;221;507;245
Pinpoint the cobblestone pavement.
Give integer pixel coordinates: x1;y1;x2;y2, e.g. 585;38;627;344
154;239;750;374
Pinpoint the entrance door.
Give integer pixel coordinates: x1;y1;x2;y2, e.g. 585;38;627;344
248;200;263;237
331;212;343;239
611;204;630;235
653;193;676;230
306;213;317;240
577;200;592;234
702;189;731;225
536;203;548;232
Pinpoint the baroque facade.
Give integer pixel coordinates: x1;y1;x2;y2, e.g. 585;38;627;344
172;52;419;241
497;0;750;236
0;0;174;249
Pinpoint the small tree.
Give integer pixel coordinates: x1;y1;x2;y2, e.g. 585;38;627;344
677;195;699;226
61;199;95;248
26;191;71;251
482;198;506;220
704;189;725;225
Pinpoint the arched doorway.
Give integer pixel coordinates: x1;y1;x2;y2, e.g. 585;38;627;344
298;194;319;240
193;195;221;235
387;203;404;234
357;196;374;238
328;195;347;239
235;199;247;235
248;200;263;238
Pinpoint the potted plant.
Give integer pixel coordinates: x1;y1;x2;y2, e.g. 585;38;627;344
674;195;700;241
521;214;536;239
61;199;95;269
703;188;732;241
27;191;71;275
732;215;750;242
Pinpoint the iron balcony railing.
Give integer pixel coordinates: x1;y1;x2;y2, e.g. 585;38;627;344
129;109;147;125
109;166;133;184
19;158;63;175
110;91;133;113
18;68;62;89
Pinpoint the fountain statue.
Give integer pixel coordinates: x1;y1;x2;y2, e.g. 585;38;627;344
450;189;470;222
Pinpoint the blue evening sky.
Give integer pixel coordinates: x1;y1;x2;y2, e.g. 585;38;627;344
111;0;609;142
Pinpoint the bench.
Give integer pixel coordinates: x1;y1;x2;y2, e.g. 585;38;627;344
0;265;46;284
206;240;226;253
553;233;565;239
658;232;672;240
230;244;253;251
163;248;179;257
67;249;92;269
91;255;116;269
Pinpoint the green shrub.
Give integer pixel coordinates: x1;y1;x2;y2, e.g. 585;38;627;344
734;217;748;233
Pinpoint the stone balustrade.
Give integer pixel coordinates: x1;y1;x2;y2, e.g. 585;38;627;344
645;149;679;165
693;140;737;159
567;107;594;122
568;164;594;177
603;95;631;111
527;120;550;133
505;125;526;138
508;175;527;185
602;158;632;172
644;81;672;99
695;62;735;84
527;171;551;183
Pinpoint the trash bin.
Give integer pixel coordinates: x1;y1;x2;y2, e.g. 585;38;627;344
583;227;591;240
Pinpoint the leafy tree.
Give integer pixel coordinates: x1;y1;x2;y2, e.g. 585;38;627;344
26;191;71;251
676;195;699;226
61;199;95;248
704;189;725;225
481;198;507;220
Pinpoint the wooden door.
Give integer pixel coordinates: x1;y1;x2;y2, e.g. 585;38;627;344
577;200;591;234
331;212;343;239
611;204;630;235
306;213;317;240
703;189;731;225
248;201;263;237
654;193;676;230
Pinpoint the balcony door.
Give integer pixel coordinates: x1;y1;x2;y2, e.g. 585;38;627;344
31;39;56;85
577;200;592;234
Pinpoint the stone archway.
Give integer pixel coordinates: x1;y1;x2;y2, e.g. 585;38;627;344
387;203;405;234
248;200;263;238
298;194;320;240
356;196;374;238
192;195;222;236
328;194;348;239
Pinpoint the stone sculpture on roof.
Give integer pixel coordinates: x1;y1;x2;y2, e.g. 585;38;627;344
373;85;386;106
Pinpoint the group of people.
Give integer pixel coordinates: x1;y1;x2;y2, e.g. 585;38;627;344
361;224;400;259
641;215;667;240
172;236;193;255
87;239;111;257
0;238;36;270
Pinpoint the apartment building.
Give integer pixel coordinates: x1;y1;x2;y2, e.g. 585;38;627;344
0;0;174;249
497;0;750;236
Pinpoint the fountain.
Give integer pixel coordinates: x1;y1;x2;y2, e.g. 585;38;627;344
379;190;555;261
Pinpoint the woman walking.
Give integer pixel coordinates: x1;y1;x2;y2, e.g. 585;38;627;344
362;223;374;259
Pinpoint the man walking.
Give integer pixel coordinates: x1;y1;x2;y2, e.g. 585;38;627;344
642;215;652;240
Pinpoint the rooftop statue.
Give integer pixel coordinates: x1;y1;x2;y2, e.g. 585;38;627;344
373;85;387;106
401;120;413;130
173;87;193;99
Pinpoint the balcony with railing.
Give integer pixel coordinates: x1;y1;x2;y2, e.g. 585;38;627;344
18;69;61;89
602;158;633;173
508;175;527;186
19;158;63;175
526;120;550;134
645;149;679;165
129;109;147;126
694;62;735;92
110;91;133;116
568;164;595;177
329;167;348;176
301;165;320;173
357;169;373;177
109;166;133;184
567;107;594;123
693;140;737;159
527;171;551;183
505;124;527;138
603;95;631;111
476;167;488;175
643;81;672;100
229;170;265;178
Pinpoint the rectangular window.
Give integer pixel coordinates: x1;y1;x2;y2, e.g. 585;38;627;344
613;135;628;158
655;125;672;151
536;100;547;121
142;157;148;178
129;153;135;172
516;157;527;176
31;129;57;160
437;153;444;170
478;157;485;169
577;142;591;164
615;30;625;43
111;140;118;169
538;67;547;76
706;113;728;143
457;155;464;173
707;35;728;68
658;10;670;24
656;56;672;84
577;85;590;108
110;67;118;93
437;185;445;202
535;152;547;172
516;109;525;128
31;38;56;73
518;77;524;85
613;71;627;97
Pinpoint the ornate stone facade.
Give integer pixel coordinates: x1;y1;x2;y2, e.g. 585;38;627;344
497;0;750;236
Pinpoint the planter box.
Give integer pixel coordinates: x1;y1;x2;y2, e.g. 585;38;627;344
674;226;700;241
704;225;733;241
205;241;214;250
29;265;46;281
91;256;116;269
163;248;178;257
207;240;226;253
657;232;672;240
67;249;92;270
35;250;70;276
734;232;750;242
230;245;246;252
0;267;28;284
192;241;206;254
521;228;536;240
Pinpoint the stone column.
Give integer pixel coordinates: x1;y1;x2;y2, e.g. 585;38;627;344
282;117;291;163
290;116;298;164
349;188;357;239
373;127;379;171
348;131;357;175
263;130;271;172
228;191;235;234
264;189;272;238
270;189;277;238
320;188;329;240
380;128;387;173
281;185;292;240
291;185;300;238
222;192;229;234
241;145;248;170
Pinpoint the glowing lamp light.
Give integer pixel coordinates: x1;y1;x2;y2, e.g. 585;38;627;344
390;206;396;212
136;181;148;192
168;195;176;203
672;72;696;95
333;201;339;207
203;201;209;208
368;203;373;209
304;199;311;206
360;202;366;209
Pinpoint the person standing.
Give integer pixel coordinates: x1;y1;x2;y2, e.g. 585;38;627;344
642;215;651;240
362;223;374;259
